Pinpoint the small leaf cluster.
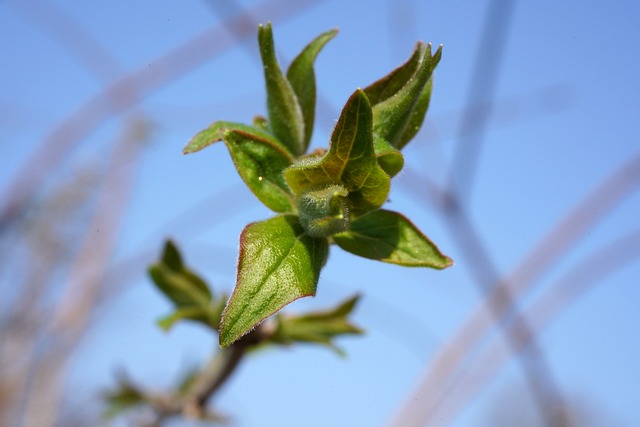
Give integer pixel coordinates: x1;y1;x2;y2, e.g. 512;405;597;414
105;241;363;421
183;23;452;348
149;239;361;352
149;240;226;332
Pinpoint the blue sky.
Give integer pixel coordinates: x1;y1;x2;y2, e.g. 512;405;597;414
1;0;639;426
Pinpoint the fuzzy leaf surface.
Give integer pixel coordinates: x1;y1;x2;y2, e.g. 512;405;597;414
259;23;305;155
297;184;350;237
286;29;338;151
184;121;295;213
333;209;453;268
364;42;441;149
219;215;329;347
284;89;391;217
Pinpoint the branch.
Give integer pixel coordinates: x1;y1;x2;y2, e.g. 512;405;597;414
389;152;640;427
430;229;640;424
0;0;325;232
141;328;265;426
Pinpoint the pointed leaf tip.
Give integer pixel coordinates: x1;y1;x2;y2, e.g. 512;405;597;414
287;28;338;151
364;41;442;150
284;89;391;219
259;22;306;156
334;209;453;268
270;294;363;354
219;215;329;347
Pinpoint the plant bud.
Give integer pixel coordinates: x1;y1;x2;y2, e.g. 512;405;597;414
297;184;350;237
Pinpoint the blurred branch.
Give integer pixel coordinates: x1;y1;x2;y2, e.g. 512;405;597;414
142;345;247;426
438;192;567;427
391;152;640;427
388;1;578;425
387;0;571;425
16;119;147;427
447;0;517;203
0;168;98;426
0;0;325;232
127;329;265;427
430;228;640;424
12;0;123;81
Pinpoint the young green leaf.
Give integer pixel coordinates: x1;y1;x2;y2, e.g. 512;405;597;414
297;184;350;237
364;42;442;149
286;29;338;152
259;22;306;156
223;129;295;213
157;293;226;332
184;121;295;213
149;240;212;308
219;215;329;347
284;89;391;217
398;76;434;149
373;136;405;177
157;306;216;332
364;42;423;104
149;240;221;331
270;294;363;354
102;377;147;420
333;209;453;268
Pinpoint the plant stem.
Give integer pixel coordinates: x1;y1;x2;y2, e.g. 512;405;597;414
183;343;246;415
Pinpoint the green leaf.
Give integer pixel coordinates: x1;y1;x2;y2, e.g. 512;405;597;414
157;305;223;332
184;121;295;213
365;43;423;104
102;377;146;420
149;240;222;330
219;215;329;347
374;136;404;177
223;129;295;213
252;115;269;131
286;29;338;152
184;120;288;154
149;240;212;308
333;209;453;268
364;42;442;149
284;89;391;217
399;76;434;149
297;184;350;237
271;294;363;354
259;22;305;156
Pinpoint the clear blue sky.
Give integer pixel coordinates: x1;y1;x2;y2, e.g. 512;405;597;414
1;0;639;426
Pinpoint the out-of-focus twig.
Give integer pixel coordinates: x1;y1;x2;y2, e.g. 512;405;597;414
390;152;640;427
17;119;147;427
392;0;569;425
12;0;122;82
429;228;640;424
447;0;517;203
0;0;325;232
136;328;265;427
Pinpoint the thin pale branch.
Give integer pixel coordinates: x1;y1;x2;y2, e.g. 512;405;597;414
19;119;146;427
0;0;325;232
12;0;123;81
389;152;640;427
430;229;640;424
